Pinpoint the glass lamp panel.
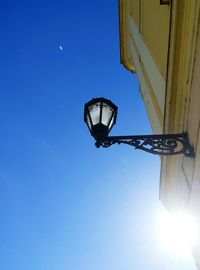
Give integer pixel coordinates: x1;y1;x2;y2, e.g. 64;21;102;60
108;112;115;131
88;102;101;125
86;114;92;129
101;102;114;126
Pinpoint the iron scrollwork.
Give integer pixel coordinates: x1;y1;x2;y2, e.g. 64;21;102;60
95;133;194;157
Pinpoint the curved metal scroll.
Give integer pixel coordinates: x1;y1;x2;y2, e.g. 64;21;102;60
95;133;194;157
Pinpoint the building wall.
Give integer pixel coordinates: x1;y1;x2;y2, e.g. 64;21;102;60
119;0;200;268
140;0;170;78
119;0;171;133
160;0;200;211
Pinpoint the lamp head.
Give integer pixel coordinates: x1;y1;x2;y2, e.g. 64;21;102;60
84;97;118;141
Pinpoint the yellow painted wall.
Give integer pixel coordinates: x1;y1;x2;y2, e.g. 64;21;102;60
141;0;170;78
119;0;136;72
119;0;171;79
127;0;170;132
129;0;140;29
119;0;170;132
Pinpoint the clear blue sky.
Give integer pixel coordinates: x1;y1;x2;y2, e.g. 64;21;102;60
0;1;196;269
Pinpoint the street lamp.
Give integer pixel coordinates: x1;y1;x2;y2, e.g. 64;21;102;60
84;97;194;157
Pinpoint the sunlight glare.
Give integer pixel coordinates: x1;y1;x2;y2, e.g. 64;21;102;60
157;209;199;257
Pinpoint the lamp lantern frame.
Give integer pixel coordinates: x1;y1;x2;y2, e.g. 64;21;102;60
84;97;118;141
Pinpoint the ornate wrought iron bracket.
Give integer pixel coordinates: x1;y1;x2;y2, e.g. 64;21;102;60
95;133;194;157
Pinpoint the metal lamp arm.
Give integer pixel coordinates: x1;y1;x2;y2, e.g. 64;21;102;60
95;133;194;157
